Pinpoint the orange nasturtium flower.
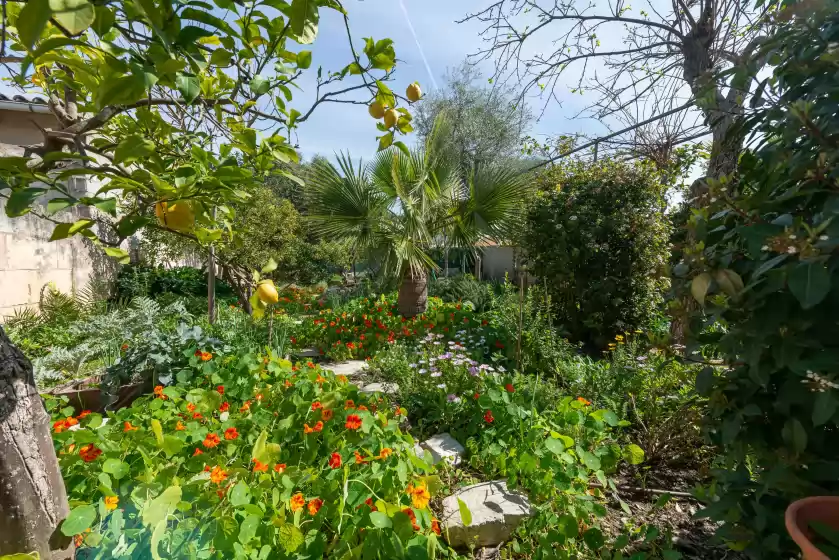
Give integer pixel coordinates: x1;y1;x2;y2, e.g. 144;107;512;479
377;448;393;460
311;401;323;411
252;459;269;472
239;400;252;413
406;482;431;510
210;466;228;484
123;421;138;432
328;452;342;469
104;496;119;511
79;444;102;462
576;396;592;406
224;427;239;440
290;493;305;512
203;433;221;448
186;403;196;413
78;410;92;419
321;409;334;422
431;518;441;535
175;421;186;431
219;402;230;413
402;508;420;531
274;463;287;474
308;498;323;515
345;414;362;430
357;405;368;412
345;400;355;410
354;450;368;465
193;448;204;456
154;385;166;399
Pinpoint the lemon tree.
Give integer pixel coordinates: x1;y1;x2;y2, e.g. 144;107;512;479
0;0;411;260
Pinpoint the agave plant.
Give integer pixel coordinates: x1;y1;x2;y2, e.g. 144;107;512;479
307;116;529;316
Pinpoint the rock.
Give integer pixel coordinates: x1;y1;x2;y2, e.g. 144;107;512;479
420;433;464;466
296;348;320;358
360;382;399;395
441;481;534;548
324;361;368;377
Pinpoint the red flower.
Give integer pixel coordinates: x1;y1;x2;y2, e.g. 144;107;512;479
473;393;480;400
78;410;92;419
495;340;504;348
321;409;334;421
313;421;324;432
345;400;355;410
274;463;287;473
308;498;323;515
328;452;342;469
224;427;239;440
219;402;229;413
306;361;315;368
505;383;515;393
216;385;224;395
431;518;441;535
311;401;323;411
484;410;495;423
79;444;102;462
193;448;204;456
240;400;252;413
345;414;362;430
357;405;368;412
364;497;377;511
203;433;221;448
123;421;138;432
192;412;203;420
354;450;368;464
402;508;420;531
252;459;269;472
346;342;356;349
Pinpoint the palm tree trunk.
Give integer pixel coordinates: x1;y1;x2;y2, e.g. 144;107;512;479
397;269;428;317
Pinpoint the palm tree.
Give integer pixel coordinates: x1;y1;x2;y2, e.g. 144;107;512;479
307;116;530;316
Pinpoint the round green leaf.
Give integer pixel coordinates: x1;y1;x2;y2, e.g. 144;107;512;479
369;511;393;529
61;504;97;536
102;458;129;480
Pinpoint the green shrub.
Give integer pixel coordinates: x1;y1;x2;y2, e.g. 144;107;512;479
115;265;235;301
523;160;671;349
676;10;839;556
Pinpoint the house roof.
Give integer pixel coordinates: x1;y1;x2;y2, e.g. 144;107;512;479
0;93;48;105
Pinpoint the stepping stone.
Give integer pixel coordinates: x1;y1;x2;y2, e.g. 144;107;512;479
324;361;368;377
441;481;534;548
420;433;464;466
360;382;399;395
296;348;320;358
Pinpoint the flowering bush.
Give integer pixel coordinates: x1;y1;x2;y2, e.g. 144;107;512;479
296;294;511;361
48;353;454;559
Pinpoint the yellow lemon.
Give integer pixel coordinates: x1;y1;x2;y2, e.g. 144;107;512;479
256;280;279;304
368;101;386;119
155;201;195;232
383;108;398;129
406;82;422;102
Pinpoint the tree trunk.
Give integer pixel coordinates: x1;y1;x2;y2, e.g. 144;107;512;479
0;327;72;558
397;270;428;317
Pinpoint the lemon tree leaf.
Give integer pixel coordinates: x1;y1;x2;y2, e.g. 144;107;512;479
114;134;155;165
289;0;318;44
49;0;95;35
691;272;712;306
16;0;51;49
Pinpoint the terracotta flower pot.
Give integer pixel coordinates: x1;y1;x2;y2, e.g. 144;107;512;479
785;496;839;560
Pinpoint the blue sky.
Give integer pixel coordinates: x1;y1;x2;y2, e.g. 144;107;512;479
292;0;610;162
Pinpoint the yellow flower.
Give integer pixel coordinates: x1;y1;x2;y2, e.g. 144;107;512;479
407;482;431;510
614;334;624;342
104;496;119;511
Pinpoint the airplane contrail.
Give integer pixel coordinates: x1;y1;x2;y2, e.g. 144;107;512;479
398;0;439;90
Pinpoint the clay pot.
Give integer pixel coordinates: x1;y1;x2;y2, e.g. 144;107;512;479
48;379;152;415
785;496;839;560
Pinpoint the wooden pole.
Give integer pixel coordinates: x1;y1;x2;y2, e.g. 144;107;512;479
208;207;217;324
516;270;525;371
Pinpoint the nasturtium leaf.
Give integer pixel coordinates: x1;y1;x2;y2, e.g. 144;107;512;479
150;519;166;560
545;436;565;455
583;527;605;550
161;436;184;457
238;514;260;544
49;0;95;35
150;419;164;445
278;523;304;553
557;514;578;538
103;458;130;480
369;511;393;528
16;0;51;50
622;444;645;465
142;486;182;528
579;450;601;470
61;504;97;536
229;481;251;507
789;261;831;310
